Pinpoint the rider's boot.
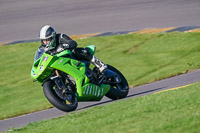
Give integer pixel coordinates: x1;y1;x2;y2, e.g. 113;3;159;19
90;56;107;74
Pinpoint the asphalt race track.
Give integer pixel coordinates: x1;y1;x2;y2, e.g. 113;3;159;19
1;70;200;132
0;0;200;132
0;0;200;43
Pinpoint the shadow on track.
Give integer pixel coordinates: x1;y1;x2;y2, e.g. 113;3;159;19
77;86;168;110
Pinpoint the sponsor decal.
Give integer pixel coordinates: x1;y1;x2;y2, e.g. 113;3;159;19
43;56;48;61
58;59;63;64
39;65;44;71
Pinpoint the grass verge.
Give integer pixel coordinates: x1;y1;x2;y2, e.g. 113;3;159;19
0;32;200;120
7;82;200;133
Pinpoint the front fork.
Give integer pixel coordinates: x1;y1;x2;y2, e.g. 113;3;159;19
50;70;73;101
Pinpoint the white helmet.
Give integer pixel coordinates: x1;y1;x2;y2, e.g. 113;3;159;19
39;25;56;39
39;25;56;49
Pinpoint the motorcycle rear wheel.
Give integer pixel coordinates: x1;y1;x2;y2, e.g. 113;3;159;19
105;65;129;100
43;81;78;112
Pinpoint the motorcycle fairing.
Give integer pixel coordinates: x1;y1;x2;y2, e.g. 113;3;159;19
78;83;110;101
31;53;54;82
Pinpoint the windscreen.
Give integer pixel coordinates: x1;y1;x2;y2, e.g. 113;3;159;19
34;48;45;62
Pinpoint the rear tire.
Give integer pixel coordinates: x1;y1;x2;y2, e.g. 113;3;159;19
43;81;78;112
105;65;129;100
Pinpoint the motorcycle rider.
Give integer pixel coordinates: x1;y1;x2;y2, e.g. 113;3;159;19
36;25;107;74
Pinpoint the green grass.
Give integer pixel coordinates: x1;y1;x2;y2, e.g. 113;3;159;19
7;82;200;133
0;32;200;120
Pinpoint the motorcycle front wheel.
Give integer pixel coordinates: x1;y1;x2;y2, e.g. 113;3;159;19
43;81;78;112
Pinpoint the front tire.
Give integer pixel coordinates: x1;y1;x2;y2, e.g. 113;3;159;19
43;81;78;112
105;65;129;100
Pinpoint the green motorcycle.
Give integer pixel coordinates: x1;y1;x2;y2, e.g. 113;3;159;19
31;45;129;112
